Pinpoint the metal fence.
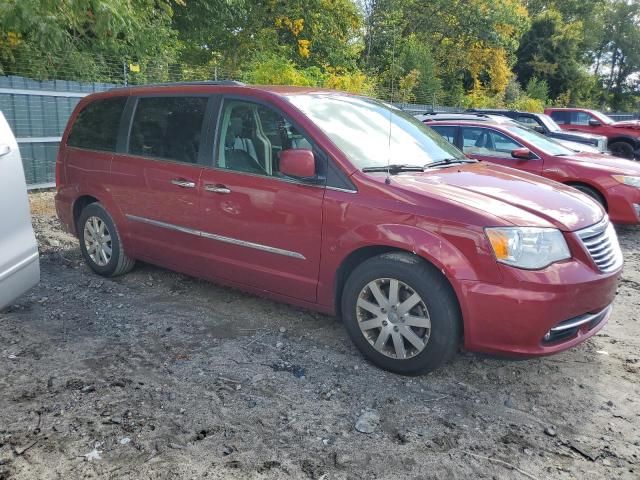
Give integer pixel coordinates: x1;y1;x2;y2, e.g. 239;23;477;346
0;75;116;187
1;74;638;187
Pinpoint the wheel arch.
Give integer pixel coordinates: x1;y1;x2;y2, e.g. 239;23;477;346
330;224;491;323
73;195;100;231
333;245;466;341
564;181;608;211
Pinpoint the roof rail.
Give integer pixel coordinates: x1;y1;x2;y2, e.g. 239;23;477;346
109;80;246;91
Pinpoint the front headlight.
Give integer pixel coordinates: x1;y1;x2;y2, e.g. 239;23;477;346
613;175;640;188
485;227;571;269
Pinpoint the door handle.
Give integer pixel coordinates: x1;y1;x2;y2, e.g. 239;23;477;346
204;184;231;194
0;144;11;157
171;178;196;188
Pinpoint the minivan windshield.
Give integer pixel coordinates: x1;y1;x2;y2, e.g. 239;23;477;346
505;125;576;157
286;94;467;169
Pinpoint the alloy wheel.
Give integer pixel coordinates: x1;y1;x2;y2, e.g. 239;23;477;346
83;216;112;267
356;278;431;359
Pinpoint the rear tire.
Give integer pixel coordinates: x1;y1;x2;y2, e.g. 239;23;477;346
78;203;135;277
609;141;634;159
341;252;461;375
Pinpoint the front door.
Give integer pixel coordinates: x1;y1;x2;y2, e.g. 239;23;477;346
460;126;543;176
109;95;209;272
196;98;325;302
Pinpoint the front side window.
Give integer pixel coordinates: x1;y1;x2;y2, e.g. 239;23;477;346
67;97;126;151
430;125;457;144
461;127;522;158
571;111;592;126
128;96;208;164
216;99;316;177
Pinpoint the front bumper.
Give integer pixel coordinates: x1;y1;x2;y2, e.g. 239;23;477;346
458;257;620;357
605;183;640;224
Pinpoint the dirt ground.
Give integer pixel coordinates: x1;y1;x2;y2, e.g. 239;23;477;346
0;192;639;480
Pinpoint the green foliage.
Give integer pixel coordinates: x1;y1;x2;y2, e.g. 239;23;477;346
508;96;545;112
525;77;549;103
0;0;180;81
0;0;638;110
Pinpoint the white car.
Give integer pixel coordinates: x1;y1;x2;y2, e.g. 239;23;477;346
0;112;39;310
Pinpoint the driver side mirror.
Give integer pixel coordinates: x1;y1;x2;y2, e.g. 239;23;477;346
279;149;316;179
511;148;533;160
533;125;545;134
588;119;601;127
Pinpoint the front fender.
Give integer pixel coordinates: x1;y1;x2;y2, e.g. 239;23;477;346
317;221;503;311
353;223;501;283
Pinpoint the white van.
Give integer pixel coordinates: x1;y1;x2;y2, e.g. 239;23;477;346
0;112;39;310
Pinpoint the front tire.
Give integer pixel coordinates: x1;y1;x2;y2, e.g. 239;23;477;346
609;141;634;159
341;252;461;375
571;184;606;210
78;203;135;277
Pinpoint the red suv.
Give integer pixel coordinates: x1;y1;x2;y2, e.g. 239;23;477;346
56;82;623;374
545;107;640;160
425;118;640;224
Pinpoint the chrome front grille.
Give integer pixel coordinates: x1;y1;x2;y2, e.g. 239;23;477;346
577;218;623;273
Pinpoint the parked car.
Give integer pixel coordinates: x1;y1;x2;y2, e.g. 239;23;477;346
545;107;640;160
426;118;640;224
0;112;40;310
56;83;622;374
466;109;608;152
419;113;603;153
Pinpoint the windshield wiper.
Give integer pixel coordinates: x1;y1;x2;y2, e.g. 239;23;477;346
361;164;425;174
425;158;476;169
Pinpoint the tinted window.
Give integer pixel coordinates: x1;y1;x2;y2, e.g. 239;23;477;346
461;127;522;158
129;96;208;164
549;111;569;124
430;125;457;144
217;99;315;177
67;97;126;151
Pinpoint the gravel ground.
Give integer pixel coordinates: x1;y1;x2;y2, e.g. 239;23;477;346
0;192;639;479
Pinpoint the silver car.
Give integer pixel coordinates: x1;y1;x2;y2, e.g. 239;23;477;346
0;111;39;310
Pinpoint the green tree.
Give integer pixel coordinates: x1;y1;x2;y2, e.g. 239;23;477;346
514;9;585;99
0;0;181;82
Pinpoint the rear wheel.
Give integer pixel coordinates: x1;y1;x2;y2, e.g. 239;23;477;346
78;203;135;277
341;252;461;375
609;141;634;159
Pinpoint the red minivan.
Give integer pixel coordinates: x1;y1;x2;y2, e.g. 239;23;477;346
56;82;623;374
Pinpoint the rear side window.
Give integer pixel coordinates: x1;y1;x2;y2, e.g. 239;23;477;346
67;97;126;151
128;96;208;164
549;111;569;124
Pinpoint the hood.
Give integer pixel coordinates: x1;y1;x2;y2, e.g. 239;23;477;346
559;131;607;141
612;120;640;130
556;139;601;153
563;153;640;175
380;163;603;231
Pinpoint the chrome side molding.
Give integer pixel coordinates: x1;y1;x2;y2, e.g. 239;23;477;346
125;214;306;260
